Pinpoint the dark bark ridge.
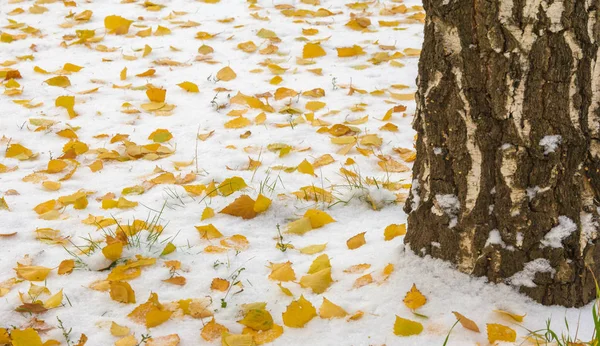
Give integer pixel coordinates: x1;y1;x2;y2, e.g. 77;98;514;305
404;0;600;307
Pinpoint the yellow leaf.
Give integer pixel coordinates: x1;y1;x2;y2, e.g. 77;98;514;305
297;159;315;176
196;224;223;240
274;87;298;101
453;311;480;333
220;195;258;219
110;281;136;304
253;194;271;213
210;278;229;292
336;45;366;57
201;207;215;220
269;76;282;85
487;323;516;343
225;116;251;129
10;328;43;346
146;334;180;346
304;209;335;228
305;101;326;111
238;41;257;53
302;43;326;59
6;143;34;160
308;254;331;274
43;289;63;309
346;232;366;250
44;159;68;173
299;243;326;255
353;274;373;288
285;217;312;235
146;308;172;328
120;67;127;80
282;295;317;328
160;242;176;257
201;318;229;341
403;284;427;310
312;154;335;168
55;95;77;118
103;242;123;261
344;263;371;274
15;264;51;281
242;324;283;345
148;129;173;143
45;76;71;88
393;316;423;336
177;81;199;93
494;309;526;322
146;87;166;103
319;297;347;318
221;333;254;346
63;63;83;72
238;308;274;331
136;69;155;77
300;267;332;294
143;44;152;57
217;66;237;81
58;259;75;275
110;322;130;337
218;176;248;196
384;224;406;241
115;335;137;346
268;262;296;282
104;15;133;35
154;25;171;36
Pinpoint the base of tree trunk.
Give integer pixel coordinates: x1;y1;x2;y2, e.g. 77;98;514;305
404;0;600;307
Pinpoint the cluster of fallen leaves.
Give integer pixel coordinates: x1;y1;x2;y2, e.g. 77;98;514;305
0;0;540;345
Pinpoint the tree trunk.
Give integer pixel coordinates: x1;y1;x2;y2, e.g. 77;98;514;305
404;0;600;307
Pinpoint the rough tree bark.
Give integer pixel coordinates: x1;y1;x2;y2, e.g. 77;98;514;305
404;0;600;307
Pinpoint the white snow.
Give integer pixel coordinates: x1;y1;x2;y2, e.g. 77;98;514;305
485;229;506;248
508;258;556;288
0;0;596;344
432;194;460;228
410;178;421;211
541;216;578;248
526;186;550;200
539;135;563;154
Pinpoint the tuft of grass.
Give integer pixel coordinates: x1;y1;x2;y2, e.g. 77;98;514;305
275;224;291;252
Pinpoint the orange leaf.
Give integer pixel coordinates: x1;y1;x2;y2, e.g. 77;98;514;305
220;195;257;219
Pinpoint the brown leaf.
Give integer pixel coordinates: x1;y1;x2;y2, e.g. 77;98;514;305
16;303;48;314
452;311;480;333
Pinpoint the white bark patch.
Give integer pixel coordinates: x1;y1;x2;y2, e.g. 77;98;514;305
588;10;597;44
544;0;565;32
508;258;556;287
500;146;527;216
453;68;483;214
580;212;598;255
498;0;542;144
539;135;562;154
541;216;578;248
591;140;600;159
564;32;583;132
459;227;476;273
588;48;600;137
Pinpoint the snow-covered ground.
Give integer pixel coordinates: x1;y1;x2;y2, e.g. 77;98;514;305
0;0;595;345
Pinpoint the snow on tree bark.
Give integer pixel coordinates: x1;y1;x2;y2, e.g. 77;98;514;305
404;0;600;307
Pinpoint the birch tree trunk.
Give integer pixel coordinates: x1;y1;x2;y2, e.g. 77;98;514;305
404;0;600;307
